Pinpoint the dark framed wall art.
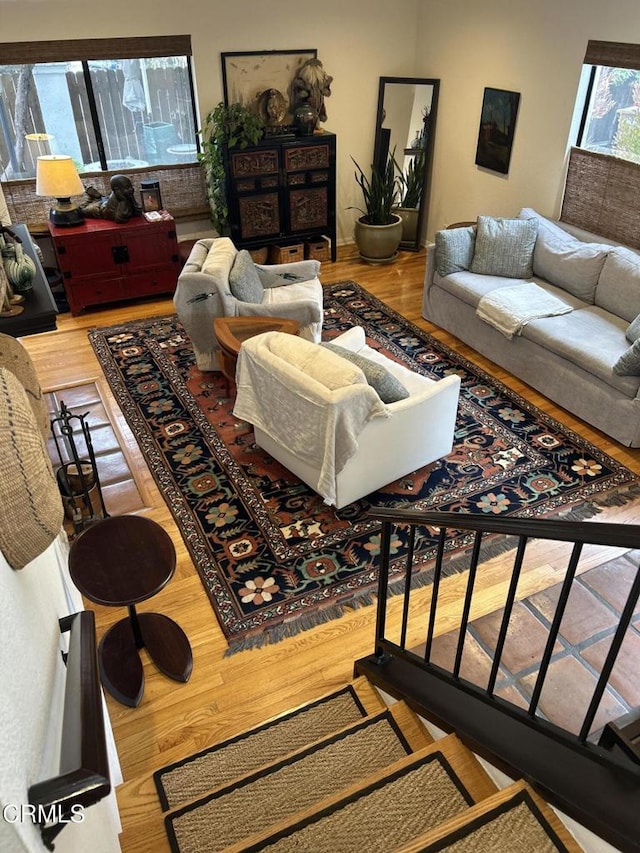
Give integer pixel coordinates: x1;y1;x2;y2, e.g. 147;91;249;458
475;87;521;175
221;49;317;119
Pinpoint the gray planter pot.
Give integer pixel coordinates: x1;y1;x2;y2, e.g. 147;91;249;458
353;214;403;262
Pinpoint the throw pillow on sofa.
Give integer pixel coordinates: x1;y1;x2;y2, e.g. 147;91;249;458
613;338;640;376
626;313;640;343
322;343;409;403
434;226;476;277
517;208;609;302
470;215;538;279
229;250;264;303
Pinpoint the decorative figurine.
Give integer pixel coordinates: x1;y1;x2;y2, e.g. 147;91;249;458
81;175;142;223
292;58;333;130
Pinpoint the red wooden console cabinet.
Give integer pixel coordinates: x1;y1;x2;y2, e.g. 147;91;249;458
49;215;180;316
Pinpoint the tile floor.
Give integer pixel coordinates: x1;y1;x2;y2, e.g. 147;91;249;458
426;550;640;738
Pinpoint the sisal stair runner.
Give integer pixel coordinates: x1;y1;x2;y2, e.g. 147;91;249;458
155;679;585;853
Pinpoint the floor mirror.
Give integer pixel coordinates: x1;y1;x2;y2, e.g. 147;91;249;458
374;77;439;251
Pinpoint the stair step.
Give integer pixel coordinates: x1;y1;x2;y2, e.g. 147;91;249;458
154;678;384;811
221;735;497;853
392;780;585;852
164;702;433;852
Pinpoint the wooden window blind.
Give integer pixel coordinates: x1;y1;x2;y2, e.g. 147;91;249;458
0;35;192;65
584;40;640;71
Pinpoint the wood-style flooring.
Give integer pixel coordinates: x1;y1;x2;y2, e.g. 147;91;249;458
20;244;640;852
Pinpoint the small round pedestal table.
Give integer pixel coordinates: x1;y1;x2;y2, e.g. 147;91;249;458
68;514;193;707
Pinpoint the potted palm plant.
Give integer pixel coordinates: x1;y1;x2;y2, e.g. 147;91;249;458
393;150;426;245
198;102;265;235
349;151;403;262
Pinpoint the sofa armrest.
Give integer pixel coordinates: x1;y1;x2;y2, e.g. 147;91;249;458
425;242;436;288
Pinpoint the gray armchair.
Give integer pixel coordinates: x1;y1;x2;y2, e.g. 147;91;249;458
173;238;323;371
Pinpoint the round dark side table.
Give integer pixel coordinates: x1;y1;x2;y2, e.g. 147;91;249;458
68;514;193;707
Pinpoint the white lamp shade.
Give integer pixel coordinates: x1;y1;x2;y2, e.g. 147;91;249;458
35;155;84;198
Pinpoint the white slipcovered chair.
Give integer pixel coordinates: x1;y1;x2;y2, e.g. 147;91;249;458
173;237;323;371
233;326;461;508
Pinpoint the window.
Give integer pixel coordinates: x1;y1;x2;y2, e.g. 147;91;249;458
560;40;640;249
0;36;199;180
578;65;640;163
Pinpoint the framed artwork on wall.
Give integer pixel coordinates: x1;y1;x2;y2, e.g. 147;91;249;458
475;87;521;175
221;49;317;120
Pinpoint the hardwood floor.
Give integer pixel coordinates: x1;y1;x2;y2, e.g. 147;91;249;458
21;244;640;852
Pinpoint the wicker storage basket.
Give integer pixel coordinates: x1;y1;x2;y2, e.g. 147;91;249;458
268;243;304;264
248;246;269;264
304;237;331;262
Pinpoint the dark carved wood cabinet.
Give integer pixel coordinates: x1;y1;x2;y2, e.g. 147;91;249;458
225;131;336;260
49;216;180;315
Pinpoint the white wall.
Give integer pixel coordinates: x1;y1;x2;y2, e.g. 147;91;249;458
2;0;640;243
0;0;420;244
416;0;640;236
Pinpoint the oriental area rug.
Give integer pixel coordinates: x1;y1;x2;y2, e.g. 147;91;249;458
88;282;639;653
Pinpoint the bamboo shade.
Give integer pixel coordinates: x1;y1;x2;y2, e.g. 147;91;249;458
584;40;640;71
3;163;208;234
561;147;640;248
0;35;192;64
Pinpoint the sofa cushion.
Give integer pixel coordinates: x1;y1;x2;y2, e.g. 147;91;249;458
322;343;410;403
200;236;238;283
517;208;609;302
626;313;640;342
614;339;640;376
521;306;640;396
595;246;640;322
470;215;538;279
434;226;476;276
229;250;264;303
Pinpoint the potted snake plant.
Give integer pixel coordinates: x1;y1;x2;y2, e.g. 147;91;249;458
393;149;426;245
349;150;402;263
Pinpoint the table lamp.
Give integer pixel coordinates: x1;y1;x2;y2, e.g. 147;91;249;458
36;155;85;226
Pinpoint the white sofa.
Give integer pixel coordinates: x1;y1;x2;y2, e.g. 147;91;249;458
423;209;640;447
174;237;323;371
233;326;461;508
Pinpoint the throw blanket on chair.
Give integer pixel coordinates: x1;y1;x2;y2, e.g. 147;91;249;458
233;332;388;506
476;282;573;338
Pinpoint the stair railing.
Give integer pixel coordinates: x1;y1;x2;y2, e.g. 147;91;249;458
355;509;640;853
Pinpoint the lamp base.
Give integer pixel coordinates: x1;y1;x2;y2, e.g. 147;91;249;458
49;201;85;227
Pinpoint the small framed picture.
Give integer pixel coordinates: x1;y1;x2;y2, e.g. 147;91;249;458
140;187;162;213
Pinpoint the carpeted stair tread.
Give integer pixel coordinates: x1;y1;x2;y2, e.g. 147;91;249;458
155;680;383;810
222;737;485;853
165;704;429;853
393;781;585;852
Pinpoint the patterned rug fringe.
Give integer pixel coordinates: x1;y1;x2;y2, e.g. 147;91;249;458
225;485;639;655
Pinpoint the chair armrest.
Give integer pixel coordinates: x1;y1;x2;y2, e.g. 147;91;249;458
387;373;461;413
236;299;322;325
256;259;321;281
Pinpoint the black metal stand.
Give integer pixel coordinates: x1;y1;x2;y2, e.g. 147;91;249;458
50;401;109;535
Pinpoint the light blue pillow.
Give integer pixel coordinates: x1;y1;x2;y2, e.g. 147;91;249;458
322;344;409;403
470;215;538;279
229;250;264;303
626;313;640;343
434;226;476;277
613;339;640;376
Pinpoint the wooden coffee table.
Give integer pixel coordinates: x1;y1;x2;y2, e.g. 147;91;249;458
214;316;300;386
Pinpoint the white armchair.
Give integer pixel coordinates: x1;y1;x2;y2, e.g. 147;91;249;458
173;237;323;371
233;326;461;508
